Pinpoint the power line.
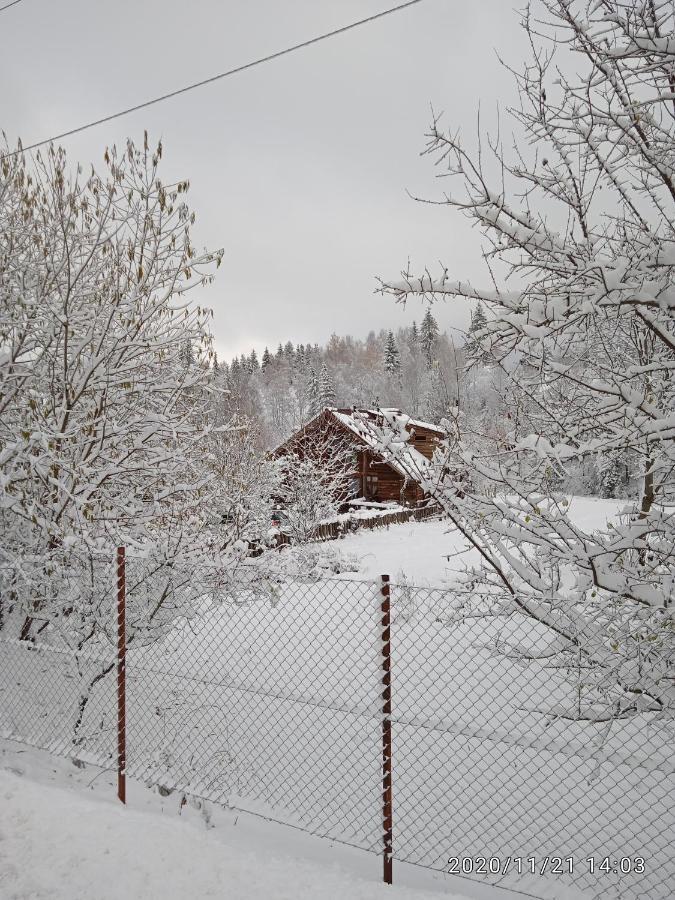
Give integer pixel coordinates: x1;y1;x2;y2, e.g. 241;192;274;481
5;0;425;159
0;0;24;12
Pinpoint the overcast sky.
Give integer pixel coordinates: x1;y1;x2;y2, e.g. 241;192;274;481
2;0;526;361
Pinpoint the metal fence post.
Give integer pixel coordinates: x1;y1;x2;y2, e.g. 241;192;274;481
381;574;393;884
116;546;127;805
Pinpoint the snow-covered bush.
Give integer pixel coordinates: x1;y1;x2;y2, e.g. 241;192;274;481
256;544;360;583
275;427;355;543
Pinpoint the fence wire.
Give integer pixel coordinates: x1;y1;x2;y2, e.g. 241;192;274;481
124;569;382;850
0;555;117;764
387;583;675;900
1;553;673;900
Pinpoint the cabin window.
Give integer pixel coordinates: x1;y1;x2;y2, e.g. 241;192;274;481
365;475;378;497
413;434;426;443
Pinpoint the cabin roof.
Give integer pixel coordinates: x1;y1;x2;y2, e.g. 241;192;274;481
274;407;440;485
331;409;433;481
333;408;444;437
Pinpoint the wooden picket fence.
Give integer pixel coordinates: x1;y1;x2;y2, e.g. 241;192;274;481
274;503;441;547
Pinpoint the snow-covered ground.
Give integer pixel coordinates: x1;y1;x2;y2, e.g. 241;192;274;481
1;746;528;900
336;496;625;586
1;496;670;900
0;766;465;900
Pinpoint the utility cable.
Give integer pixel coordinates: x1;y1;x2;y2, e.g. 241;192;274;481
4;0;425;159
0;0;25;13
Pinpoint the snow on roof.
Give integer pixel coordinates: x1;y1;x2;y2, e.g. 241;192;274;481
407;417;445;435
340;408;445;437
331;407;444;434
331;410;432;482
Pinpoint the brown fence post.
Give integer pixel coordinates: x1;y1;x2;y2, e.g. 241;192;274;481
116;546;127;805
381;574;393;884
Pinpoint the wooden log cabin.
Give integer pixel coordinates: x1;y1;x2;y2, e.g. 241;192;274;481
272;407;445;506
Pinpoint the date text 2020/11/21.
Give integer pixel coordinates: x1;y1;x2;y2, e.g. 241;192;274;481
445;857;646;877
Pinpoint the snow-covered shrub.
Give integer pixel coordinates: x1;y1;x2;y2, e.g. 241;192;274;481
256;544;360;583
275;428;355;543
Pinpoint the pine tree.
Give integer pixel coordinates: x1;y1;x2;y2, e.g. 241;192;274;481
283;341;295;364
408;320;419;350
599;452;627;499
466;303;490;363
384;331;401;375
318;363;335;411
249;349;259;372
423;362;452;423
420;309;439;367
305;366;321;418
470;302;487;334
261;347;271;370
212;353;220;375
276;343;284;361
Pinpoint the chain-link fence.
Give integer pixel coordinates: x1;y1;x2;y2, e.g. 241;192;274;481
1;551;673;900
387;582;674;900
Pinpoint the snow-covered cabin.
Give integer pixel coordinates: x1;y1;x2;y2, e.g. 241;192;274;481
272;408;444;505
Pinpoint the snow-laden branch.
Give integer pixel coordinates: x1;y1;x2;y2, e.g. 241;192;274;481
375;0;675;724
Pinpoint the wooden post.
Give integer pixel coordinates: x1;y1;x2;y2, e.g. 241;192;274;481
116;546;127;805
381;574;393;884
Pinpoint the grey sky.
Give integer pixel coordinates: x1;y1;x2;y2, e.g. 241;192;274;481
2;0;525;361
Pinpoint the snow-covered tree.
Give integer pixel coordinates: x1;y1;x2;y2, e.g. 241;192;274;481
408;320;419;350
598;451;629;501
318;363;336;410
379;0;675;722
423;363;454;424
419;309;439;367
261;347;271;370
181;340;195;368
465;303;491;364
283;341;295;365
384;331;401;375
258;365;303;447
0;136;267;649
276;427;355;543
304;367;321;418
228;324;489;445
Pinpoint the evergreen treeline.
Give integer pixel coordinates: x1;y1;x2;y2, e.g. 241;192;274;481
203;304;635;500
215;311;467;448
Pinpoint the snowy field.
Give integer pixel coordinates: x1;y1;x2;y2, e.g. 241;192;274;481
1;497;673;900
335;496;626;586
